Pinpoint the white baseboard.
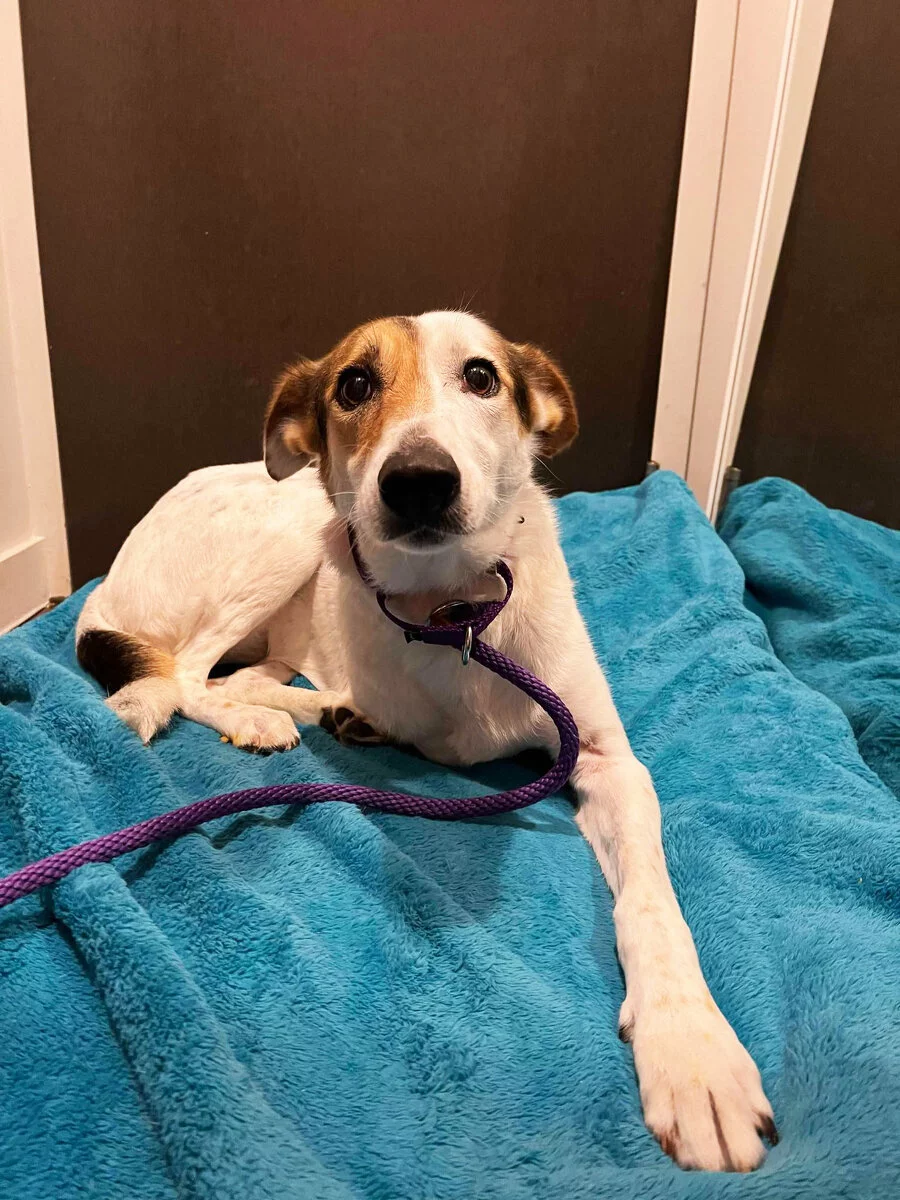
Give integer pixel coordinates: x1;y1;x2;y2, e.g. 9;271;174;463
0;535;49;633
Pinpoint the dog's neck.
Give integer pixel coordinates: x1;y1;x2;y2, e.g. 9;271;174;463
328;481;547;619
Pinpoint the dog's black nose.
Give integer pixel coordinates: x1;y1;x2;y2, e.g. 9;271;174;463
378;443;461;527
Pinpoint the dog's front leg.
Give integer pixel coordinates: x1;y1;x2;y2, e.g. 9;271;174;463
215;664;388;746
571;740;776;1171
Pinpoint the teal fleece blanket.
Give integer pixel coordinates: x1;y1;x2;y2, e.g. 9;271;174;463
1;470;899;1198
721;477;900;798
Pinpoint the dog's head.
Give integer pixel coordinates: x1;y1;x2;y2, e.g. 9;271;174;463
263;311;577;552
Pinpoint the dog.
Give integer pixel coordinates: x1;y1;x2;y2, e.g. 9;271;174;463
76;310;775;1171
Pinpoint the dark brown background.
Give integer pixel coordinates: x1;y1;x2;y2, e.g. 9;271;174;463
736;0;900;528
21;0;695;585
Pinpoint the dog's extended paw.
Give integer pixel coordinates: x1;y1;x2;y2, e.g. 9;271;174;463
319;705;388;747
621;993;776;1172
219;705;300;753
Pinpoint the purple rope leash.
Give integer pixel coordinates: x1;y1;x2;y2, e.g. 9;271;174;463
0;558;579;911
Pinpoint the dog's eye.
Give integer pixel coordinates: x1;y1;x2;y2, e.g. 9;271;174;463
337;368;372;410
463;359;498;397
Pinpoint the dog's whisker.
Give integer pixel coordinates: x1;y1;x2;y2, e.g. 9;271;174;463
532;454;562;483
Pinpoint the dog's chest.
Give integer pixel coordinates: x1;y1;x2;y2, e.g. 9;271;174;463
335;583;548;765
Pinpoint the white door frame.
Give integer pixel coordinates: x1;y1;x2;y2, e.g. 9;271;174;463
0;0;69;632
652;0;834;518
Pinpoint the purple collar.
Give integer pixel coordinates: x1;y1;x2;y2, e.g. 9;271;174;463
346;523;514;661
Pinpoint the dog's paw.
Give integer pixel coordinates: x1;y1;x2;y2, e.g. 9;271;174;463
319;705;388;747
219;705;300;753
621;993;776;1172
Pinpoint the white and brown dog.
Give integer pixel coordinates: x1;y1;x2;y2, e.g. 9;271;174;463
76;310;775;1171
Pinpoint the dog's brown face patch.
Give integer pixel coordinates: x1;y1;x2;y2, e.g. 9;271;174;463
264;316;425;483
324;316;424;465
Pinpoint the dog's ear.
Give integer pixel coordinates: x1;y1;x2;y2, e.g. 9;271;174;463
509;343;578;457
263;358;324;480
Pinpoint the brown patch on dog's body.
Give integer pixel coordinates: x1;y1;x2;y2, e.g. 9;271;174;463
77;629;175;696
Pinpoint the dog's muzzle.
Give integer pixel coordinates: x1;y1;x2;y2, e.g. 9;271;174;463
377;440;462;539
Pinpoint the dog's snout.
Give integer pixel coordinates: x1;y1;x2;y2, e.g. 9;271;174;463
378;442;461;527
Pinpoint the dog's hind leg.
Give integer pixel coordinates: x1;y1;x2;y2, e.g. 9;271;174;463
77;617;181;743
106;675;181;744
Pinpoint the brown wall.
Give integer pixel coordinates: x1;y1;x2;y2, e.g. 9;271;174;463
21;0;695;585
736;1;900;528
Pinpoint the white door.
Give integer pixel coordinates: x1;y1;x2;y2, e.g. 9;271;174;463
0;1;69;632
